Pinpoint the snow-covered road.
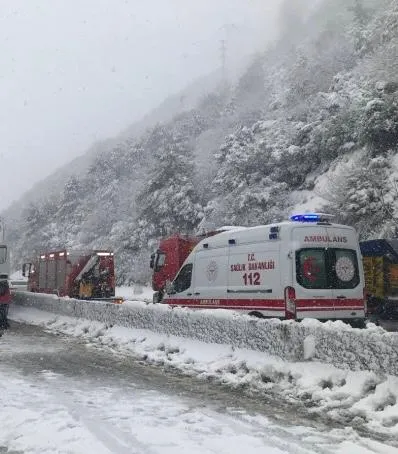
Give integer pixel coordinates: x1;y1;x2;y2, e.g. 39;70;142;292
0;323;397;454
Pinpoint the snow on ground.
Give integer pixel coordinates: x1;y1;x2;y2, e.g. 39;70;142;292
9;303;398;445
1;326;396;454
116;284;154;303
10;270;27;281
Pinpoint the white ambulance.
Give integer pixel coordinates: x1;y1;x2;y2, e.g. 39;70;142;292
163;214;366;323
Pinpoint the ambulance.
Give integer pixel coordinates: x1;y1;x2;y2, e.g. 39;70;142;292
154;214;366;323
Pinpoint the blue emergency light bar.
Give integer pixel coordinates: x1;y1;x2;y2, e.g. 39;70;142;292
290;213;334;223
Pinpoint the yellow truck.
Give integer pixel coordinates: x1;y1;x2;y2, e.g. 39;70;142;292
360;239;398;319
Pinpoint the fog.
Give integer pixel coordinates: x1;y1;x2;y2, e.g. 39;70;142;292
0;0;286;211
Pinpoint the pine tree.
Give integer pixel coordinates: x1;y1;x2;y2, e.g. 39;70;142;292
57;176;83;219
324;154;395;238
134;126;202;247
348;0;373;55
206;126;289;226
359;96;398;154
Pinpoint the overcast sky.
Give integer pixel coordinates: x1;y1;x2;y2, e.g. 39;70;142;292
0;0;283;211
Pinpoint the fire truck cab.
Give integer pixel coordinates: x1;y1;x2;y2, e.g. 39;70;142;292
153;214;366;323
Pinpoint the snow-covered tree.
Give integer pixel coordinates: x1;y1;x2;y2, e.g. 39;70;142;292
134;126;203;248
359;96;398;153
323;154;396;238
56;176;85;222
348;0;374;55
203;126;290;227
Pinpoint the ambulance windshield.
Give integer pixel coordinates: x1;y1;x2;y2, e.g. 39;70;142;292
296;248;359;289
173;264;193;293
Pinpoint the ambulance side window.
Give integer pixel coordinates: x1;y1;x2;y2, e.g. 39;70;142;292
173;264;193;293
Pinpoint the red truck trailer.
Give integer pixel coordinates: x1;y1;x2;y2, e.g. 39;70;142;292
22;249;118;301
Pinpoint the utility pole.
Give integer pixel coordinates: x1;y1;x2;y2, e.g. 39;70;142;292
219;23;238;89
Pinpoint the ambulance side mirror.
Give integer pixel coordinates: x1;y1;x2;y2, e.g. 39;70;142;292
150;251;166;272
165;280;175;295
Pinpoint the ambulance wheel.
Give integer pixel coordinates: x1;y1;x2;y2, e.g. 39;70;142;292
348;319;366;329
249;311;264;318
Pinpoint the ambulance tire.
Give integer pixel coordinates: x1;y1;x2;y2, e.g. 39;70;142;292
347;318;366;329
248;311;264;318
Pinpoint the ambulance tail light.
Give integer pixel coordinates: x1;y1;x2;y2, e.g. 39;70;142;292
284;286;296;320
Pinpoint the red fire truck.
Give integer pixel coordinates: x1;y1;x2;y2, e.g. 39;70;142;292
22;249;118;301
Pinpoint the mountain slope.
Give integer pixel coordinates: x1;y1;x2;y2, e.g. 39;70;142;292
6;0;398;285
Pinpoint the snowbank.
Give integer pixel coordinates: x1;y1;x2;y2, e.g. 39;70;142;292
11;291;398;377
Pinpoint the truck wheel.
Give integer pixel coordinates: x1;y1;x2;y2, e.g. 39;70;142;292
153;291;164;304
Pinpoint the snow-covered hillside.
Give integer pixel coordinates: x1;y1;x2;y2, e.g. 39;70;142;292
5;0;398;285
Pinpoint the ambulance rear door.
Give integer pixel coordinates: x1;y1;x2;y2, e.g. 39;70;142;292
324;225;364;318
292;224;335;319
292;224;363;319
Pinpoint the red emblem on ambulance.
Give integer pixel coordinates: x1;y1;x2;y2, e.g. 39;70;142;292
302;256;320;283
